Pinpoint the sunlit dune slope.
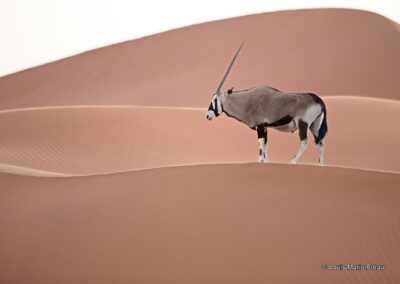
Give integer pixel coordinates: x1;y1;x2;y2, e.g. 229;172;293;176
0;163;399;284
0;6;399;284
0;96;398;175
0;8;399;111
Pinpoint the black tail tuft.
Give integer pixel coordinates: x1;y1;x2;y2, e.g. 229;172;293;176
306;93;328;144
315;109;328;144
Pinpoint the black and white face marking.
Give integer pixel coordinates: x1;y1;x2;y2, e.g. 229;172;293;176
206;94;223;120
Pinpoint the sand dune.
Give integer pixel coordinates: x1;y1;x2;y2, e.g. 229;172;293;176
0;163;68;177
0;163;399;284
0;8;399;284
0;9;399;111
0;96;398;176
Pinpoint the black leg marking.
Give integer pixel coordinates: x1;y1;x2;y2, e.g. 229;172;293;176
298;120;308;141
256;125;265;139
310;123;319;144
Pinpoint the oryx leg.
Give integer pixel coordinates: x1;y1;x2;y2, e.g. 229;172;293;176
264;128;269;162
256;125;268;163
310;115;325;165
290;120;308;164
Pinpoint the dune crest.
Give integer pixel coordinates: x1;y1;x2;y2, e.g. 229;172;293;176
0;163;69;177
0;96;398;176
0;8;399;111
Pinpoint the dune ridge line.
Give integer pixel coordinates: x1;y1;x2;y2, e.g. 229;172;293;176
0;96;399;176
1;162;399;178
0;163;70;177
0;95;398;114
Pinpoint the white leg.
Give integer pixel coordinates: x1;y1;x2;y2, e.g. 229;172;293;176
264;142;269;163
309;115;325;166
291;119;309;165
317;142;324;166
290;140;308;164
258;138;266;162
256;126;269;163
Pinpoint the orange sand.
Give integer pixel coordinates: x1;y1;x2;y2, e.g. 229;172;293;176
0;8;399;284
1;164;399;284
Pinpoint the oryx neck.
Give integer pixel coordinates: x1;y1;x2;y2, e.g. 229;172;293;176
220;93;249;126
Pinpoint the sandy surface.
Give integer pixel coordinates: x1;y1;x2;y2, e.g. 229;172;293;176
0;97;398;175
1;164;399;284
0;8;399;284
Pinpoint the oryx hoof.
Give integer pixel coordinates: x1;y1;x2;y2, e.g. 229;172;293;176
258;156;268;163
290;159;297;165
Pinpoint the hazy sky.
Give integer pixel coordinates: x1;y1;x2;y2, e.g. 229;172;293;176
0;0;399;76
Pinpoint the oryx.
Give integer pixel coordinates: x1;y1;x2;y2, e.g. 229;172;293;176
206;43;328;165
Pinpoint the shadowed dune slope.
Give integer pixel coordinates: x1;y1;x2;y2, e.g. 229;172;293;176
0;163;399;284
0;96;399;175
0;8;399;111
0;97;400;176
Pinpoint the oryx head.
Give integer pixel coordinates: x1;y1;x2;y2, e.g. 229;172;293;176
206;43;244;120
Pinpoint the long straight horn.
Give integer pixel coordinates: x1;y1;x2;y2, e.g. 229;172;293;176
216;42;244;93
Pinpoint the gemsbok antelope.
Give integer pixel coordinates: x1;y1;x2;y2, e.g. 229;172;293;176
206;43;328;165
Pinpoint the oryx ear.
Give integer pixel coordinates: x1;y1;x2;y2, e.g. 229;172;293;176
227;87;234;95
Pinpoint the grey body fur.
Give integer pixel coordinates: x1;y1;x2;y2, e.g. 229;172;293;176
221;86;314;130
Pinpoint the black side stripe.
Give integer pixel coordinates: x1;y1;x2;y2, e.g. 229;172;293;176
264;115;293;127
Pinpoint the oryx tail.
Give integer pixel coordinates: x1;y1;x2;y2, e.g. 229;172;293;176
308;93;328;144
317;108;328;144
